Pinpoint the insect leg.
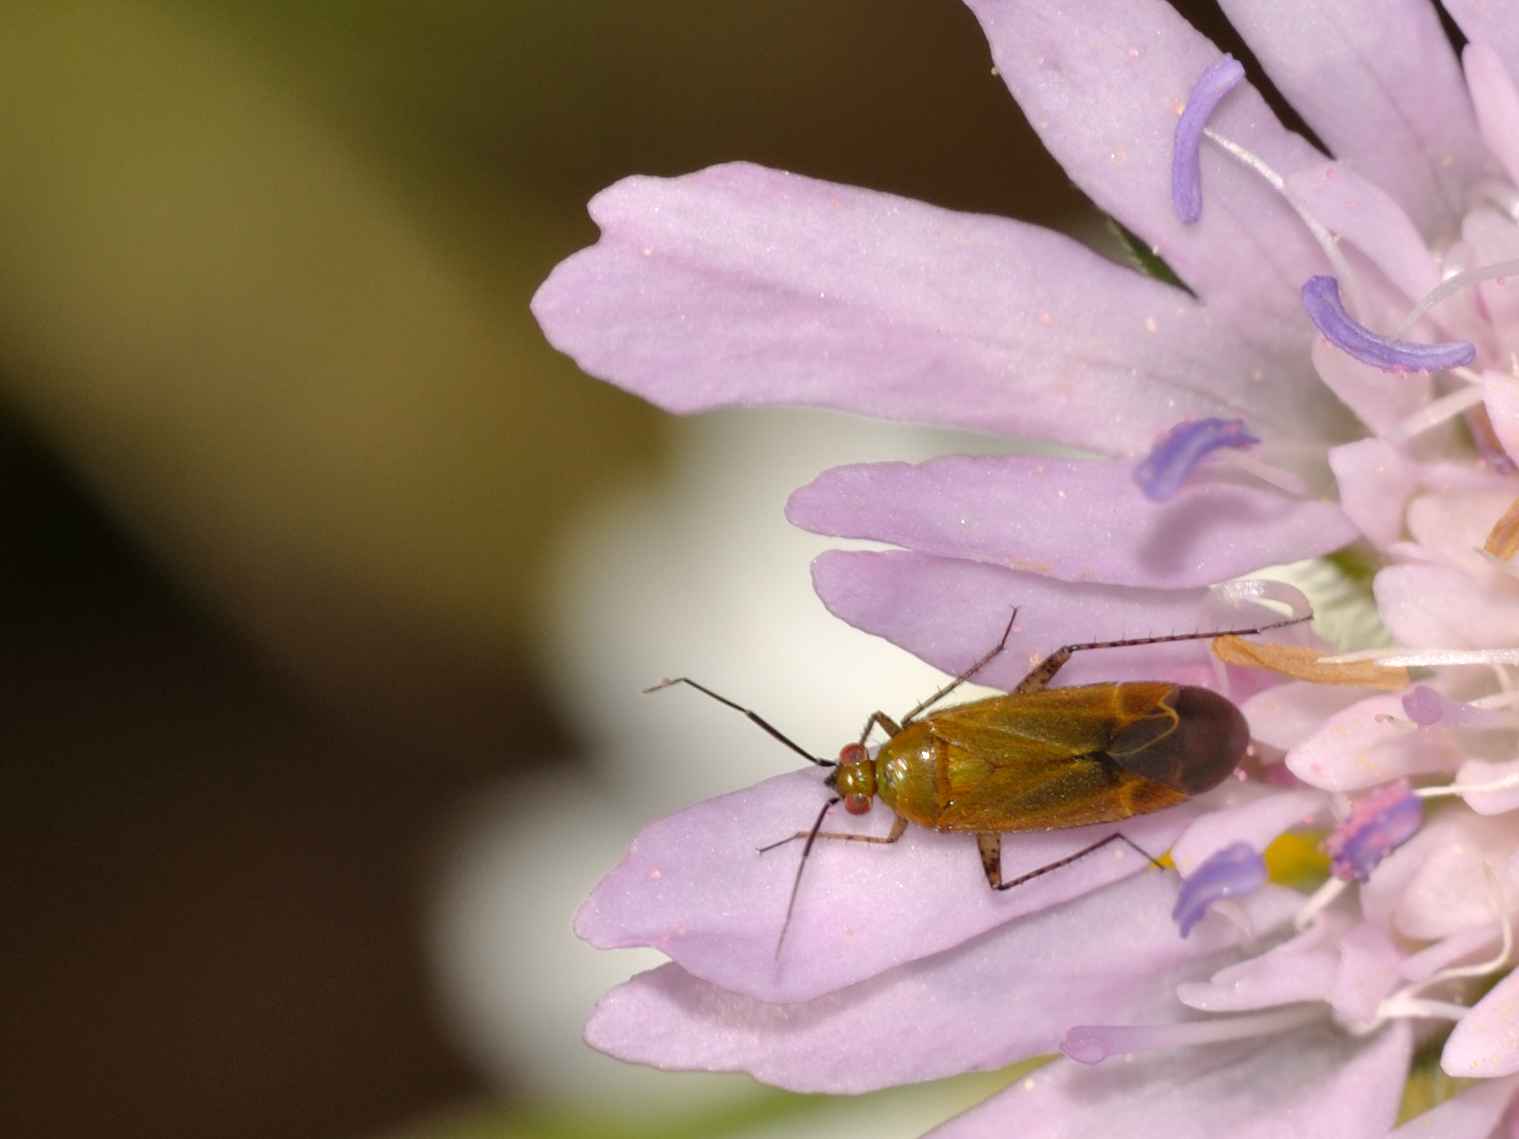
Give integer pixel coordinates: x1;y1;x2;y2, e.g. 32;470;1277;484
757;813;909;854
644;676;833;767
977;831;1165;891
899;608;1019;726
856;710;903;745
1012;611;1313;694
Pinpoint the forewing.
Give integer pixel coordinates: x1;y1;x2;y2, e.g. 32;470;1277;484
927;685;1189;831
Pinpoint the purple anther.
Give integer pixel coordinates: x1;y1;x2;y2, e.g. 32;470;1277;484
1301;276;1477;373
1401;685;1445;726
1324;780;1422;882
1172;54;1246;224
1171;841;1267;938
1133;417;1260;501
1401;685;1508;730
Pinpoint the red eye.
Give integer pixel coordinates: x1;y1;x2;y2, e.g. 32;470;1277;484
838;742;867;766
844;793;871;815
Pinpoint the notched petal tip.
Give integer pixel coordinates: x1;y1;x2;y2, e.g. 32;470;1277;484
1301;276;1476;373
1172;54;1246;224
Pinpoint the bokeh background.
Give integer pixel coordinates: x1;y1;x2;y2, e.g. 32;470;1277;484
1;3;1280;1137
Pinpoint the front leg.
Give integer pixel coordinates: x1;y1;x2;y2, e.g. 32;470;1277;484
758;813;909;854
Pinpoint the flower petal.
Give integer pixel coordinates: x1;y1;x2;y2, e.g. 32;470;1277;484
1328;438;1419;546
1171;787;1327;875
1406;486;1519;578
1454;757;1519;814
811;549;1282;692
1285;692;1461;791
962;0;1334;376
1375;562;1519;650
1327;921;1404;1025
1283;163;1441;304
1176;913;1347;1012
532;163;1316;452
787;455;1356;590
1464;41;1519;190
575;768;1209;1004
1445;0;1519;86
583;875;1301;1093
1312;338;1432;439
1241;681;1368;752
1485;373;1519;467
1221;0;1484;238
1391;1074;1519;1139
929;1020;1411;1139
1443;968;1519;1078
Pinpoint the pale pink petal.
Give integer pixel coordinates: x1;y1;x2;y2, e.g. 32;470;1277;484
1460;209;1519;335
1395;814;1519;940
1329;438;1420;546
1284;162;1441;303
1456;757;1519;814
787;456;1355;590
1485;372;1519;467
1391;1074;1519;1139
575;768;1209;1004
1444;967;1519;1077
1327;921;1404;1025
961;0;1339;381
1171;787;1327;875
1175;912;1346;1012
811;549;1279;692
532;163;1318;452
1375;562;1519;649
1401;925;1503;982
1222;0;1484;238
1405;487;1516;577
1360;813;1469;929
1445;0;1519;84
1465;42;1519;190
1286;692;1461;791
583;875;1301;1093
929;1020;1411;1139
1242;681;1368;752
1312;337;1431;439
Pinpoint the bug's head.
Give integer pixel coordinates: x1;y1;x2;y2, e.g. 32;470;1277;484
829;742;876;814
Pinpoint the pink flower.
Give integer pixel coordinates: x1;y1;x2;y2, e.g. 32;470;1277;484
535;1;1519;1134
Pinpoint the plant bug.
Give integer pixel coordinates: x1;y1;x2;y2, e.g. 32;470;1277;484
647;604;1311;955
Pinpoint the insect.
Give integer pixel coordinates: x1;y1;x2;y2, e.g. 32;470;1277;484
648;605;1311;953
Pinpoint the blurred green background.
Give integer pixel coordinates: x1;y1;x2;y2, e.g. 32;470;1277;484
0;3;1252;1137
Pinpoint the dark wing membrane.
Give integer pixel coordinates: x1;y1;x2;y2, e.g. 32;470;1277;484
927;683;1190;831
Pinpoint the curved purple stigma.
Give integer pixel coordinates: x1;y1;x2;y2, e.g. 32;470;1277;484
1172;54;1245;224
1324;779;1422;882
1133;417;1260;501
1171;841;1266;938
1301;276;1476;373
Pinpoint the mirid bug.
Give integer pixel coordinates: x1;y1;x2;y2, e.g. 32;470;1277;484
648;605;1311;954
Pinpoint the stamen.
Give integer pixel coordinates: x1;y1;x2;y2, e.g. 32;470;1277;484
1172;54;1245;223
1370;994;1470;1023
1171;842;1267;938
1062;1005;1323;1065
1417;769;1519;799
1395;384;1489;442
1322;779;1422;882
1321;647;1519;668
1400;686;1512;730
1294;876;1348;932
1212;636;1410;690
1485;496;1519;559
1132;417;1260;501
1395;256;1519;337
1302;276;1477;373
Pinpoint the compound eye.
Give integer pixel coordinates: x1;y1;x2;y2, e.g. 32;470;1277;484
838;742;868;766
843;793;871;815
